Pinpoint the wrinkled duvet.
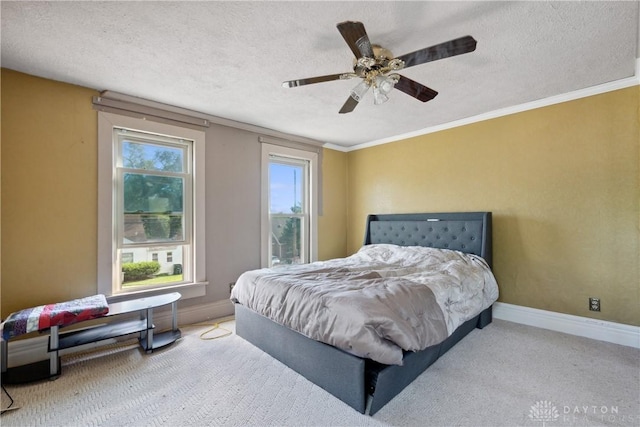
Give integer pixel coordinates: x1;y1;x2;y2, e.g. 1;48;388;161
231;244;499;365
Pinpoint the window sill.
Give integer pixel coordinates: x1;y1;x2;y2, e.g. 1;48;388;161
106;281;207;304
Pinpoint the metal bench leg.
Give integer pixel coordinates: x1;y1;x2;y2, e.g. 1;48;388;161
1;338;7;374
172;301;178;331
49;325;60;377
145;307;154;353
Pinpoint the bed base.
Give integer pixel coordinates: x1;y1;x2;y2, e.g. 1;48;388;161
235;303;493;415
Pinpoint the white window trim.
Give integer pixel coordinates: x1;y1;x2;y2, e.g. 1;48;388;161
98;112;207;300
261;143;318;268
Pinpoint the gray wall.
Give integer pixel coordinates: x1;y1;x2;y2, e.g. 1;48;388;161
203;124;262;305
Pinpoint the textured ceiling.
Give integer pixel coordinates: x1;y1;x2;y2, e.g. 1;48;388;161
1;1;638;148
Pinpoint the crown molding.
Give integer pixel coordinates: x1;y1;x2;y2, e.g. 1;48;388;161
323;143;350;152
338;65;640;153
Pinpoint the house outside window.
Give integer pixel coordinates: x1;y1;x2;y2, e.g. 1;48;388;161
261;143;318;268
98;112;206;298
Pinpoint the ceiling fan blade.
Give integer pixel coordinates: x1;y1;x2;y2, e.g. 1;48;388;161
338;96;359;114
283;73;349;88
394;76;438;102
396;35;477;69
336;21;375;59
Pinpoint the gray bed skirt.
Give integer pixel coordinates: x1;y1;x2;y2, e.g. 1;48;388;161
235;303;493;415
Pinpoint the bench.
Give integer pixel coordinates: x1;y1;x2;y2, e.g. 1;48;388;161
1;292;181;383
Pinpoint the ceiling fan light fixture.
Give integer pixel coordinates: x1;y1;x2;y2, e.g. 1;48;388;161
375;74;397;95
350;79;370;102
372;86;389;105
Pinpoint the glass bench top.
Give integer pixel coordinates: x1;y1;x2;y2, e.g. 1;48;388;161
107;292;181;316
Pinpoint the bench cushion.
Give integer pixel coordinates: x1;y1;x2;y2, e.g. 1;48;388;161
2;294;109;340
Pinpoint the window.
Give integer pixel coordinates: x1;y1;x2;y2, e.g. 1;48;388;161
122;252;134;264
98;112;206;297
261;143;318;267
116;128;189;290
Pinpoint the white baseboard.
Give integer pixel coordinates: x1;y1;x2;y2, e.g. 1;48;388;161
154;298;234;331
493;302;640;349
3;299;235;368
4;327;118;368
8;300;635;369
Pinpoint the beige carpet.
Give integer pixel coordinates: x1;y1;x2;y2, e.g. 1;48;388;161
1;318;638;426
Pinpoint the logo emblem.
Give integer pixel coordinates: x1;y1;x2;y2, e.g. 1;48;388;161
529;400;560;426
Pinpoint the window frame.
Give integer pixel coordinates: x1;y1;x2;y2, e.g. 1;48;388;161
261;143;318;268
98;112;206;300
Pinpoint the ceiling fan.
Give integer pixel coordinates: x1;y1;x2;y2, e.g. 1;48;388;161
282;21;477;114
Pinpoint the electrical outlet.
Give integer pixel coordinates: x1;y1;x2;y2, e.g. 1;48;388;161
229;282;235;294
589;297;600;312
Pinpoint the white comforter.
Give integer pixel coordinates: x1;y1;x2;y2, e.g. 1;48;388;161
232;244;499;365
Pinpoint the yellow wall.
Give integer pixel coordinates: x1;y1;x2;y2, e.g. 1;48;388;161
318;148;348;261
347;87;639;326
1;69;99;315
2;68;638;326
1;69;349;316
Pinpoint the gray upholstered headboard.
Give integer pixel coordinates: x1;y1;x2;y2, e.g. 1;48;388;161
363;212;492;268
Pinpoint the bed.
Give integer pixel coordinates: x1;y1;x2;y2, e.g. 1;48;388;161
232;211;498;415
